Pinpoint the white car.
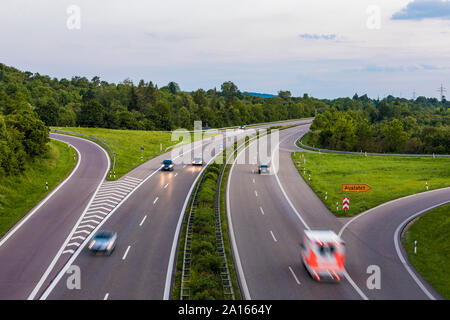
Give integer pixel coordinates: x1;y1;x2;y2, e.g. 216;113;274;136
192;157;203;166
300;230;345;281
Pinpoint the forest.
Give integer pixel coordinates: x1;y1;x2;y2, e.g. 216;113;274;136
1;61;449;178
306;94;450;154
0;63;320;131
0;63;324;176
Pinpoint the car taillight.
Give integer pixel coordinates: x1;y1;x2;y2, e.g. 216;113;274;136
89;240;95;249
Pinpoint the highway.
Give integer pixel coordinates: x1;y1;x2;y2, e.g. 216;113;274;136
227;125;449;300
0;133;109;300
18;120;310;300
1;119;446;300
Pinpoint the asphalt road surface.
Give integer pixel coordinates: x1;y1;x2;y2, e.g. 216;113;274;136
33;119;311;300
0;133;109;300
228;125;449;300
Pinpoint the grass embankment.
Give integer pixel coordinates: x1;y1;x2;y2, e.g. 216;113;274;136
292;152;450;217
173;163;227;300
402;203;450;299
219;162;241;300
0;140;77;237
53;127;214;180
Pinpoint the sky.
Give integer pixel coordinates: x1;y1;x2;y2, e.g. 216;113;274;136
1;0;450;99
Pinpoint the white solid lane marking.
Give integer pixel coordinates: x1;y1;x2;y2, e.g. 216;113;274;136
104;293;109;300
83;215;104;220
81;219;101;225
343;271;368;300
66;242;80;247
289;266;301;285
393;202;450;300
164;183;169;189
153;197;159;204
73;230;90;235
139;215;147;226
122;246;131;260
259;207;265;215
77;224;96;229
270;230;277;242
0;139;82;249
71;236;85;241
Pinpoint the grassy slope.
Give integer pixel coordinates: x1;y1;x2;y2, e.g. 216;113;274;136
53;127;217;180
402;203;450;299
53;127;196;180
292;152;450;217
0;140;77;237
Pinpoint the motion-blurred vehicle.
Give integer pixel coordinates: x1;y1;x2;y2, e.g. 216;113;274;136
240;125;246;129
161;159;174;171
192;157;203;166
88;230;117;255
258;164;270;174
300;230;345;281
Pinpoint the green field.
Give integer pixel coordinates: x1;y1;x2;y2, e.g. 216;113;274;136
292;152;450;217
402;203;450;299
53;127;216;180
0;140;77;238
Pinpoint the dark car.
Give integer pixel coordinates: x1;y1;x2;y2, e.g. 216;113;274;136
162;159;174;171
88;230;117;255
258;164;270;174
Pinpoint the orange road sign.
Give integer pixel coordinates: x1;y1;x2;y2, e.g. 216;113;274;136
342;184;371;193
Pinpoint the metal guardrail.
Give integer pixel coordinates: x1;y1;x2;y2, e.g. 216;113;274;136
51;129;117;169
215;155;235;300
297;138;450;158
180;170;206;300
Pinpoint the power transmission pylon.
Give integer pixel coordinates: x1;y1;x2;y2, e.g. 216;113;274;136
437;84;446;102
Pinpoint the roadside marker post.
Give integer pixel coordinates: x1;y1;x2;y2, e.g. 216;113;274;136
343;197;350;211
46;182;48;190
336;202;339;211
308;174;311;181
414;240;417;254
426;182;428;191
325;192;327;200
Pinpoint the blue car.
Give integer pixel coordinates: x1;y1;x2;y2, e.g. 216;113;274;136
162;159;174;171
88;230;117;255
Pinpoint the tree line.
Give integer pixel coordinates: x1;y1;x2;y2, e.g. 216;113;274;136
0;63;319;132
307;94;450;154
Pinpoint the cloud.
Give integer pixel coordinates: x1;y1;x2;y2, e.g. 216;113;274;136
392;0;450;20
298;33;337;40
343;64;448;73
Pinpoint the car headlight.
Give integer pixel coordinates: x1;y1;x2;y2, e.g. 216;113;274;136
106;241;114;250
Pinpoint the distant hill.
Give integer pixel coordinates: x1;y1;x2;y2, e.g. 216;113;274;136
244;92;276;98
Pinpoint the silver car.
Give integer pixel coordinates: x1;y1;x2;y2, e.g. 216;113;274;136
88;230;117;255
192;157;203;166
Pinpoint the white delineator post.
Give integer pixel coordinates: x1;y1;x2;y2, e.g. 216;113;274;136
414;240;417;254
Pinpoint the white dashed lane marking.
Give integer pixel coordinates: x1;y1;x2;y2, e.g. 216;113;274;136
270;230;278;242
139;215;147;226
122;246;131;260
61;176;143;255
